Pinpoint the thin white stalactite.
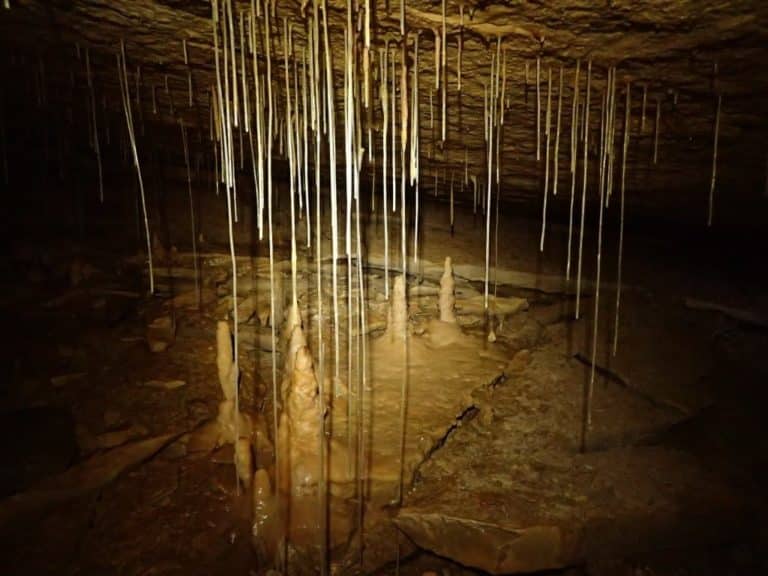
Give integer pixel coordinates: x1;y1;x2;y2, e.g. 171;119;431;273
259;0;281;544
239;14;249;133
180;119;200;309
641;84;647;132
343;12;354;476
284;18;298;311
434;28;440;92
381;44;390;299
566;60;580;281
118;43;154;295
227;0;238;128
302;46;311;246
707;93;722;227
311;4;327;572
553;66;563;196
396;41;409;506
458;4;463;91
613;81;631;357
250;0;265;238
484;54;495;310
653;97;660;164
584;66;616;453
293;39;303;217
441;0;446;143
412;33;421;263
86;49;103;204
575;60;591;319
536;55;541;161
391;50;397;213
450;170;454;232
500;46;507;125
539;67;552;252
321;0;340;383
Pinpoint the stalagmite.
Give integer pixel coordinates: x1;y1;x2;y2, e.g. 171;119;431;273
539;67;552;251
439;256;456;322
575;60;591;319
117;42;154;294
217;320;236;402
707;93;722;227
278;342;322;495
236;439;253;488
613;81;631;357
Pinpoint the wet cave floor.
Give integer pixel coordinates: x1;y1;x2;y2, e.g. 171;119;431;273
1;195;767;576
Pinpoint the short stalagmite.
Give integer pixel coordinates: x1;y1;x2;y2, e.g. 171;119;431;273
439;256;456;323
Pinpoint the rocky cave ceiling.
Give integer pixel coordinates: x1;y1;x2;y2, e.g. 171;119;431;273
1;0;767;221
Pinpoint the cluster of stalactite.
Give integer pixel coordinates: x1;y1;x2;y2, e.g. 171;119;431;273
0;0;731;571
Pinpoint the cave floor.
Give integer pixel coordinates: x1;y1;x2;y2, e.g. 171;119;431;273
1;195;767;575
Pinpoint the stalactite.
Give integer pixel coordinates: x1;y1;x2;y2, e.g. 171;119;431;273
395;42;410;505
391;49;397;213
117;42;154;295
500;46;507;126
400;41;408;276
539;67;552;251
484;52;495;309
343;8;355;471
450;170;454;234
228;0;239;128
441;0;447;143
239;15;248;132
584;66;616;452
381;43;390;299
85;48;103;204
641;83;647;132
321;0;340;384
536;55;541;161
434;28;440;92
412;32;421;263
553;66;564;197
457;4;463;91
302;46;310;245
613;81;631;357
707;93;722;227
575;60;591;319
180;119;200;309
260;0;281;532
653;97;660;164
